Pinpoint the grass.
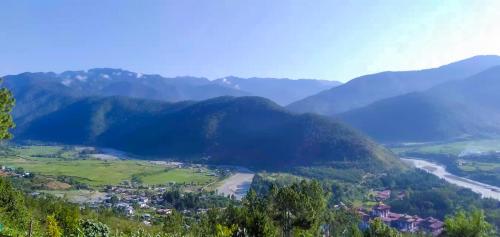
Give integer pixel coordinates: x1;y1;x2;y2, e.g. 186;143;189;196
10;145;80;159
459;162;500;172
0;145;219;187
139;168;216;185
13;145;64;156
392;139;500;156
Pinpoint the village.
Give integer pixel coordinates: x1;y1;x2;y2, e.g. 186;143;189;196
356;189;444;236
2;163;446;233
0;162;235;226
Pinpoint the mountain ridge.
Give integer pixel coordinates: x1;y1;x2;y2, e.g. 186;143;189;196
3;68;339;106
14;95;402;170
338;65;500;142
287;55;500;115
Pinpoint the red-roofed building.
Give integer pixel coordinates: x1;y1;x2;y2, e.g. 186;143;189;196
419;217;444;236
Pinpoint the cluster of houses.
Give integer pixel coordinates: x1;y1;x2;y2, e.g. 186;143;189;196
358;203;444;236
0;165;32;178
98;185;212;225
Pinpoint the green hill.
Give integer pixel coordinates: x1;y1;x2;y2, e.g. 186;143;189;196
288;55;500;115
16;96;400;170
339;66;500;142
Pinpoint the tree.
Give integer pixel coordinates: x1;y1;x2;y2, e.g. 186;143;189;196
269;180;326;237
46;214;62;237
324;209;362;237
215;224;237;237
443;209;494;237
0;82;14;140
364;218;401;237
243;190;278;236
56;204;80;236
0;178;30;230
163;210;184;235
79;219;110;237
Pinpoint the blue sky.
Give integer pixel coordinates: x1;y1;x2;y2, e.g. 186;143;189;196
2;0;500;82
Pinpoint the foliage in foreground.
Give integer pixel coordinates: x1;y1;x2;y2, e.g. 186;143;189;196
443;209;494;237
0;176;496;237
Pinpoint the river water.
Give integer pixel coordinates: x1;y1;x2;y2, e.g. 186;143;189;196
402;158;500;200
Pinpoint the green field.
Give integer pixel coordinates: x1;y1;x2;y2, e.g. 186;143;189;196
392;139;500;156
458;161;500;172
0;145;218;187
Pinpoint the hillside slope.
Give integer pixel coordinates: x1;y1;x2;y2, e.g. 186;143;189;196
339;66;500;142
288;55;500;115
16;96;401;170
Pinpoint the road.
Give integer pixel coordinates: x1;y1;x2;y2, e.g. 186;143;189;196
216;167;255;200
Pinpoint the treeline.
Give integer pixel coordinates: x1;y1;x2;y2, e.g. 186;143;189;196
0;177;496;237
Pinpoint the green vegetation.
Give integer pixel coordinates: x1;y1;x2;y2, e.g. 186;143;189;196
0;144;219;188
15;95;402;170
0;175;495;237
392;139;500;156
0;82;15;140
337;65;500;142
252;165;500;230
392;139;500;187
11;145;72;157
443;209;494;237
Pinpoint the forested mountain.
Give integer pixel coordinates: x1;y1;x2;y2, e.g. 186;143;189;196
15;96;400;170
213;76;340;105
3;69;338;106
339;66;500;142
287;55;500;115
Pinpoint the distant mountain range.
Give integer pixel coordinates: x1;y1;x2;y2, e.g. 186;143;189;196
3;69;340;106
287;55;500;115
14;96;400;170
339;66;500;142
213;76;340;105
6;55;500;166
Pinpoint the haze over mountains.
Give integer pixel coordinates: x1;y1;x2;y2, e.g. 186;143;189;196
214;76;340;105
339;65;500;142
287;55;500;115
3;69;340;106
4;55;500;168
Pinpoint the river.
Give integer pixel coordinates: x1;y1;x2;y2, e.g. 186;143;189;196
402;158;500;200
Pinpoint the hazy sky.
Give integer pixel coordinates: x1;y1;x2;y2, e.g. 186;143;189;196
2;0;500;82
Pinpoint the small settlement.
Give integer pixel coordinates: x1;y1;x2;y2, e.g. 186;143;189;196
1;162;229;226
358;203;444;236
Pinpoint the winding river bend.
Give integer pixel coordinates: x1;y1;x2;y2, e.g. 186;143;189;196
403;158;500;200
